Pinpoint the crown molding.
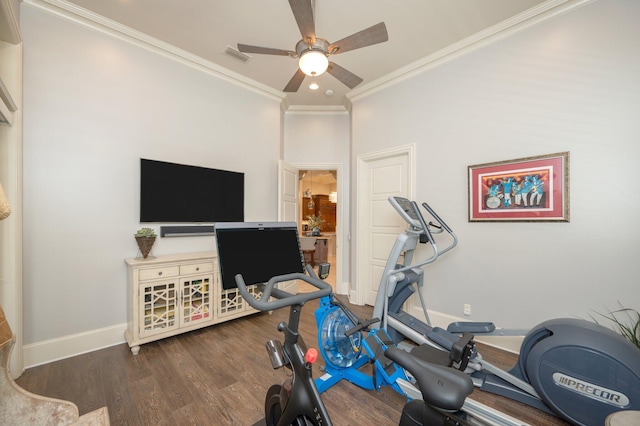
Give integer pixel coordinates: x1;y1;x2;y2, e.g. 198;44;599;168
285;104;350;115
281;94;350;114
22;0;595;111
0;0;20;44
23;0;286;104
348;0;595;104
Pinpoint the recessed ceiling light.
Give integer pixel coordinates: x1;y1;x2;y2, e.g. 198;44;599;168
309;83;319;90
325;89;334;96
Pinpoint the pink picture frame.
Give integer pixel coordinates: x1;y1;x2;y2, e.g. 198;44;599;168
468;152;570;222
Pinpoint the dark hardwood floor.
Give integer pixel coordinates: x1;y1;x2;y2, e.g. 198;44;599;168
16;296;568;425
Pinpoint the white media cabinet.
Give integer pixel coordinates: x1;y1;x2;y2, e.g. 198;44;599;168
124;251;265;355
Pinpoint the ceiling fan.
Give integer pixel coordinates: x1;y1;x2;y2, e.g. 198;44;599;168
237;0;389;92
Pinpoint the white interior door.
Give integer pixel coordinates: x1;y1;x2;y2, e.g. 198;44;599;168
278;160;299;293
357;146;413;306
278;160;299;223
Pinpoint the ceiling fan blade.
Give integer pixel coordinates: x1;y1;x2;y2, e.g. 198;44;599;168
283;68;306;92
288;0;316;44
327;62;363;89
237;44;294;56
328;22;388;55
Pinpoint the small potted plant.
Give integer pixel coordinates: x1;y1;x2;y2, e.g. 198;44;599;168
134;227;157;259
306;215;323;236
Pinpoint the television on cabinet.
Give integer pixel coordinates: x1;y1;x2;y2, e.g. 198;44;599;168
214;222;305;290
140;158;244;223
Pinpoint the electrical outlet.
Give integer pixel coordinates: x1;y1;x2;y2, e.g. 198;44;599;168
463;304;471;316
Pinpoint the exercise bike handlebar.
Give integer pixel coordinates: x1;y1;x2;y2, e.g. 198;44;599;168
234;264;332;312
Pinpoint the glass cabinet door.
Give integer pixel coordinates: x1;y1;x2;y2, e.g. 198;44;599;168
180;276;212;326
140;280;179;337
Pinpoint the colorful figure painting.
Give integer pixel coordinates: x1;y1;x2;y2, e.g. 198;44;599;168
468;153;569;222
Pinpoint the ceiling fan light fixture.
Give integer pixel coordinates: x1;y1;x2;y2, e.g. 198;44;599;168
299;50;328;77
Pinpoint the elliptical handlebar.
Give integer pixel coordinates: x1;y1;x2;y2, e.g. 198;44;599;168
234;264;332;312
409;201;438;246
421;201;458;256
410;200;436;248
406;200;439;269
421;202;452;235
384;196;459;276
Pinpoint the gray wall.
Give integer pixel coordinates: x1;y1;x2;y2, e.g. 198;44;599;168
284;112;351;291
351;0;640;328
21;5;281;344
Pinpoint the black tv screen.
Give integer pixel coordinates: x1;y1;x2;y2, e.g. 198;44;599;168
215;222;305;290
140;159;244;223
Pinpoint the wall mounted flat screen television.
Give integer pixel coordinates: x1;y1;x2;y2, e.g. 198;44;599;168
140;158;244;223
214;222;305;290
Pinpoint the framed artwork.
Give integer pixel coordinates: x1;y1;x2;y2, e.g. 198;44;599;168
468;152;569;222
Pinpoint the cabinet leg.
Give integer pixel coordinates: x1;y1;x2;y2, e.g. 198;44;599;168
130;345;140;355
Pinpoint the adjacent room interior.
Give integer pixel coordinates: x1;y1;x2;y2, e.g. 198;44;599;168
298;169;337;291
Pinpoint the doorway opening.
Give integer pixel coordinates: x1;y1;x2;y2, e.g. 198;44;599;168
298;168;339;293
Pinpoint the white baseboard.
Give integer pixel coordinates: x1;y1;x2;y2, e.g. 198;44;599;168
349;287;360;304
336;280;349;296
18;300;520;371
23;323;126;369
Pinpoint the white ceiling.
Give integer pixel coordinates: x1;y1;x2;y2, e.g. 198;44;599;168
49;0;578;109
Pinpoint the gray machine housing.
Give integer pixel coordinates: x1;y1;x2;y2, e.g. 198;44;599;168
513;318;640;425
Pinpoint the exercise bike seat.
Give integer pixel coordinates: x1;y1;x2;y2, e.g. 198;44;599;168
385;347;474;411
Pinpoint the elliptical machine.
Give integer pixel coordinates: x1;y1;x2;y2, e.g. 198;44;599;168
373;196;640;426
